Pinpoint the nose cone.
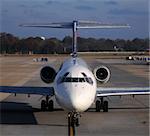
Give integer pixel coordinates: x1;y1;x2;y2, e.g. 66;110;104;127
54;64;97;112
70;97;84;112
69;90;94;112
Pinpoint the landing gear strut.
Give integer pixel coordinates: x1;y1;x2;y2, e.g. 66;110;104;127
41;95;54;111
96;97;108;112
68;112;80;136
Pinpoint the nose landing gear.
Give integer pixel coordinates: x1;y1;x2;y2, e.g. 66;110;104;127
68;112;80;136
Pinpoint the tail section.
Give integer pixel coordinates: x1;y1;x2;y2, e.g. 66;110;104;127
20;20;130;57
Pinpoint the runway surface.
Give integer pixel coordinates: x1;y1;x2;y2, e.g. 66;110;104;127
0;55;149;136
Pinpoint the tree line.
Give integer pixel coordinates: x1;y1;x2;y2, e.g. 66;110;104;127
0;33;149;54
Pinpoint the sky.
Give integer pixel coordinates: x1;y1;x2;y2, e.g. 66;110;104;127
0;0;149;39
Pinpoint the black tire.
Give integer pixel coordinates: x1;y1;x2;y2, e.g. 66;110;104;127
41;100;47;111
103;101;108;112
96;100;101;112
48;100;54;111
75;118;80;127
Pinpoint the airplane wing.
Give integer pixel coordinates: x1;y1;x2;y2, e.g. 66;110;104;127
0;86;54;96
96;87;150;97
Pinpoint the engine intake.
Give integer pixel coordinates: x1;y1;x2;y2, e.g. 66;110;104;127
94;66;110;83
40;66;56;83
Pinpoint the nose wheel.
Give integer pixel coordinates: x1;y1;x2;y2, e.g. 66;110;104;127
96;97;108;112
68;112;80;136
41;95;54;111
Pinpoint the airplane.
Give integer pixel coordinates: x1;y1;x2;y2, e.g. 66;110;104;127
0;20;150;135
126;56;150;65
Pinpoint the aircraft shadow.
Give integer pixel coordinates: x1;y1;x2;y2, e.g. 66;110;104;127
0;102;66;126
87;107;149;112
0;102;37;124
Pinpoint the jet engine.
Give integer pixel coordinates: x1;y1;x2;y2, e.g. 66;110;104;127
94;66;110;83
40;66;56;83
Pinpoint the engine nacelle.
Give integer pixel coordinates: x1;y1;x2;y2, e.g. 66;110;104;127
94;66;110;83
40;66;56;83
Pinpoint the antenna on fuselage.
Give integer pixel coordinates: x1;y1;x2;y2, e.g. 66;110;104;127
20;20;130;57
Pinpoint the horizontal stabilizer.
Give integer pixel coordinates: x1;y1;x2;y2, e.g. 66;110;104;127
20;20;130;29
19;22;73;29
77;20;130;29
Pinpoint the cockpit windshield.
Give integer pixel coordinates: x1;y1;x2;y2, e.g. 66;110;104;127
62;77;85;83
57;72;93;85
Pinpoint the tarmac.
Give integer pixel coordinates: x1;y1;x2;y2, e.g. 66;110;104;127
0;55;149;136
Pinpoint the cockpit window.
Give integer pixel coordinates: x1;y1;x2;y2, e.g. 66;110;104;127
57;72;93;85
86;77;93;85
63;72;69;77
57;72;69;84
79;78;85;82
81;72;87;77
82;72;93;85
64;77;72;82
72;78;78;82
62;77;83;83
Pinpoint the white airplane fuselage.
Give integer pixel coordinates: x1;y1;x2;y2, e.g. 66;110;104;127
54;57;97;112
